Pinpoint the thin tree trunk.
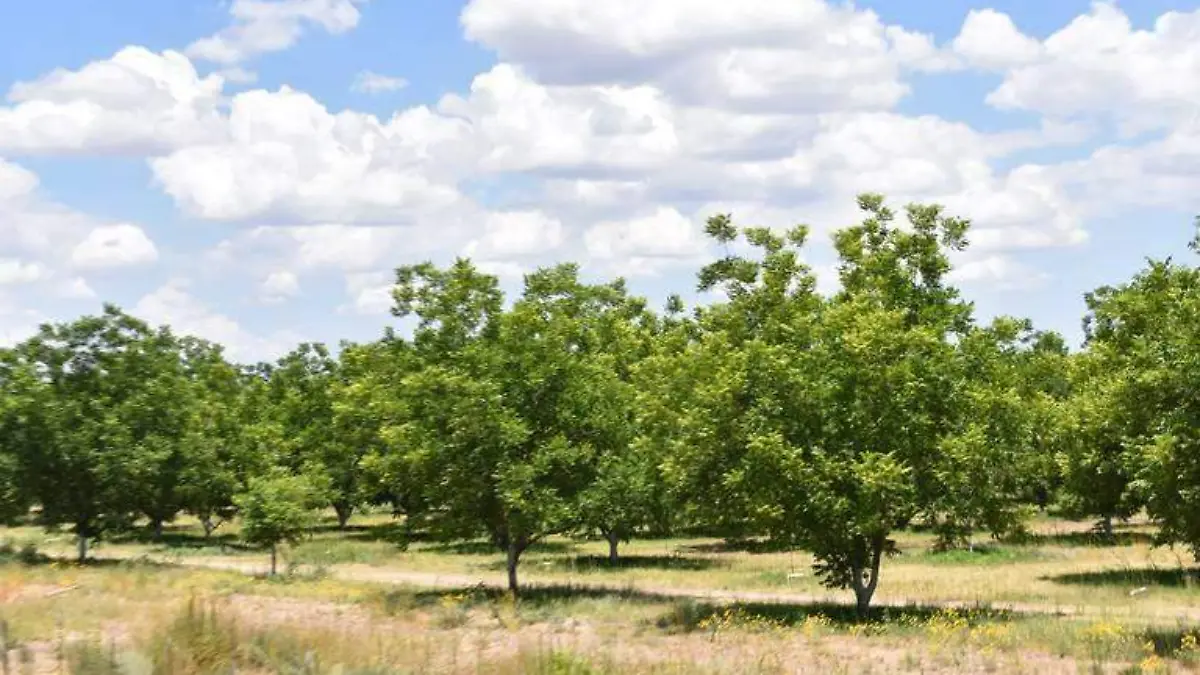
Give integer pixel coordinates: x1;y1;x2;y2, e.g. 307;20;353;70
333;502;353;530
506;540;524;599
604;530;621;565
201;516;216;539
850;537;885;618
77;534;88;563
270;543;278;577
151;517;164;541
1100;515;1115;541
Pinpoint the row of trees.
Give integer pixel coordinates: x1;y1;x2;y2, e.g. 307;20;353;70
0;195;1196;614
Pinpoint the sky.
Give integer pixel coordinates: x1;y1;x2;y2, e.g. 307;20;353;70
1;0;1198;362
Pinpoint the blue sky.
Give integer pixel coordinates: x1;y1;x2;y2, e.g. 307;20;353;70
1;0;1197;361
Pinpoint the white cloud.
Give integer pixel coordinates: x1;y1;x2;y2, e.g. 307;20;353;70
0;260;47;286
214;223;447;272
352;71;408;94
971;3;1200;133
342;271;394;315
951;9;1043;70
259;270;301;302
70;223;160;270
460;0;951;112
0;47;225;155
464;210;564;260
187;0;366;65
134;279;299;362
584;207;710;277
151;87;467;222
51;277;97;300
949;255;1051;291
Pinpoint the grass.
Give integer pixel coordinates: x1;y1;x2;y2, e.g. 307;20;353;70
4;512;1200;673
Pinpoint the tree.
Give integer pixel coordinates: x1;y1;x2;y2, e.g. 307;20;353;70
267;343;363;529
181;366;276;538
389;260;647;596
928;318;1068;548
234;470;321;575
657;196;983;615
575;298;665;563
1078;237;1200;546
0;306;172;560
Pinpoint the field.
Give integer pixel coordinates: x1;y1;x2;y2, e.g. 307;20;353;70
1;513;1199;674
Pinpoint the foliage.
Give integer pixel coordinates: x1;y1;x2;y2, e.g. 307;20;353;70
234;470;322;574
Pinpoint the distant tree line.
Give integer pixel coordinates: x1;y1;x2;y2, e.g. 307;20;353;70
1;195;1197;614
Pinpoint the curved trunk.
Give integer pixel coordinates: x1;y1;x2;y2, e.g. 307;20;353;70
850;536;885;618
333;502;354;530
506;542;522;599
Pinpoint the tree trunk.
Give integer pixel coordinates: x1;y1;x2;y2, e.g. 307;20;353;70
333;502;353;530
604;530;621;565
270;543;278;577
77;534;88;563
201;516;216;539
506;540;524;600
151;517;164;541
1100;515;1115;541
850;536;885;618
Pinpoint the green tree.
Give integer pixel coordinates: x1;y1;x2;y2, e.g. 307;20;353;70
266;343;363;529
929;318;1067;548
389;260;646;596
657;196;985;614
1077;238;1200;545
234;470;321;575
181;365;277;538
0;306;167;560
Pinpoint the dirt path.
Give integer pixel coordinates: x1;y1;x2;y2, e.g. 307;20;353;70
97;553;1200;624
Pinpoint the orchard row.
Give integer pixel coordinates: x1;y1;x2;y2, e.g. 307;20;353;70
2;194;1196;614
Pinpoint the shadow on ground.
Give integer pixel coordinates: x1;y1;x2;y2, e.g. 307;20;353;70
1047;566;1200;587
680;538;795;555
421;540;578;556
371;581;1019;630
511;554;726;573
1019;530;1156;548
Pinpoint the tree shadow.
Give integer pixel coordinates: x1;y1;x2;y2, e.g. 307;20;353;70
420;540;578;556
1140;626;1200;658
1017;531;1155;548
1047;567;1200;588
372;582;1018;631
484;554;724;573
680;538;795;555
655;600;1016;633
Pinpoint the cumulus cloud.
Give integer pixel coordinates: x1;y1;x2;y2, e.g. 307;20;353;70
962;3;1200;134
341;271;394;315
134;279;299;363
0;260;47;286
951;9;1043;70
70;223;160;270
0;47;225;155
151;87;467;222
949;255;1051;291
584;207;710;277
259;270;301;302
187;0;366;65
463;210;564;265
460;0;953;113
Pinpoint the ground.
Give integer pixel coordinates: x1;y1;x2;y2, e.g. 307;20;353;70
1;512;1198;674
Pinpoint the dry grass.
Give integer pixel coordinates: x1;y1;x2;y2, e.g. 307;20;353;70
5;513;1200;673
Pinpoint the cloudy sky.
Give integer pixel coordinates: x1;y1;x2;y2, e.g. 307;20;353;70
1;0;1197;362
